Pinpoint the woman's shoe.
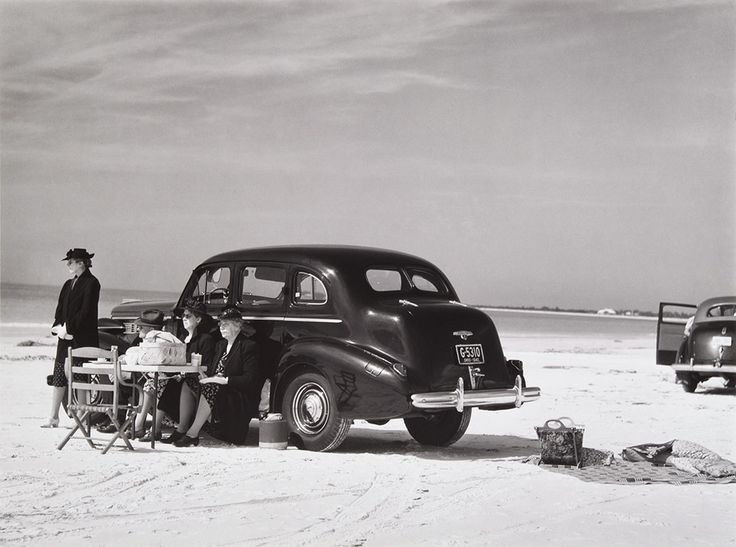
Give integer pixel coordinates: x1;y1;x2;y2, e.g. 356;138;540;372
40;418;60;429
160;430;186;444
173;435;199;447
97;422;117;434
138;429;162;443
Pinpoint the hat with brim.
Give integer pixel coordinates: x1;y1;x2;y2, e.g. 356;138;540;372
218;307;243;323
134;309;165;328
62;248;95;261
183;299;208;317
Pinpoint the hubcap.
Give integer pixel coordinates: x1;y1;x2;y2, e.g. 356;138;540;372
292;382;330;435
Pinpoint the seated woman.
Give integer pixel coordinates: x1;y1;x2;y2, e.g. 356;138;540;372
157;299;216;442
95;309;165;435
128;310;182;440
170;307;260;447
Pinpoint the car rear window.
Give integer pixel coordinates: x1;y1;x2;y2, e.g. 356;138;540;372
706;305;736;317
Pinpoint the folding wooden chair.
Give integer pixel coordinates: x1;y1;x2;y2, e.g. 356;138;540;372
57;346;142;454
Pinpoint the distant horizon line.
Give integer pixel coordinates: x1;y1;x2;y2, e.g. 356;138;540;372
1;280;655;315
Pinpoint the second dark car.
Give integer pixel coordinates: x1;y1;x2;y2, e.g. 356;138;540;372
99;246;541;451
656;296;736;392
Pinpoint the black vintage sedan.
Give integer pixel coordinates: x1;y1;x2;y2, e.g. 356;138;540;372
656;296;736;392
99;246;541;451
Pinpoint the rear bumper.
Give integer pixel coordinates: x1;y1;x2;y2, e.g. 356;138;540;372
410;376;541;412
671;363;736;374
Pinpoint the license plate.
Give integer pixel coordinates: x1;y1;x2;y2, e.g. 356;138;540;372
712;336;732;347
455;344;484;365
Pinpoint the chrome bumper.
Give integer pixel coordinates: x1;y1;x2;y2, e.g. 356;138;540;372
410;376;541;412
671;364;736;374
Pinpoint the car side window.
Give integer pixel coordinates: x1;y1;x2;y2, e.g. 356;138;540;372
366;269;404;292
240;265;286;307
189;266;231;304
410;273;439;293
294;272;328;305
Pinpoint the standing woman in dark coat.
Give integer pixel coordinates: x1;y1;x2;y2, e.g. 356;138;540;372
42;248;100;428
173;307;260;447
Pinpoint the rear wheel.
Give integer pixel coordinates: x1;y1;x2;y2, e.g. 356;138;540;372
677;372;698;393
404;408;472;446
282;372;351;452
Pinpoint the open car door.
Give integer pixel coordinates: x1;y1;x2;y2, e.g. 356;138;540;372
656;302;697;365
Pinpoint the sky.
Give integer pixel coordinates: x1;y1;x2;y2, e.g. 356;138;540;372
1;0;734;311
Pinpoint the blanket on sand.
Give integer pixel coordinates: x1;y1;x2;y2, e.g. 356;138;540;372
621;440;736;478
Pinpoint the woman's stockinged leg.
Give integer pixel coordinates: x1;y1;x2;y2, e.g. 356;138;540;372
135;392;154;431
186;396;212;438
50;386;65;420
177;383;197;434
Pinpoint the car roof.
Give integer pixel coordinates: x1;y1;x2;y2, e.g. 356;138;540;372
695;296;736;322
201;245;438;271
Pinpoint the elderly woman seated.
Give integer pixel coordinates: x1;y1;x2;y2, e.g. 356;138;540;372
164;306;261;447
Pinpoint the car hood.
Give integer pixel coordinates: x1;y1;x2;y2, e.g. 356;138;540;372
109;299;178;320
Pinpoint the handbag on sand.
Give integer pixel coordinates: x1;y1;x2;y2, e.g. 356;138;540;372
535;417;585;467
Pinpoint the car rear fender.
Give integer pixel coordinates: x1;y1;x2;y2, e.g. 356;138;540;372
274;338;411;420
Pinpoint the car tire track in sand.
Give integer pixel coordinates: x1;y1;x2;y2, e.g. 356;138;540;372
276;456;424;546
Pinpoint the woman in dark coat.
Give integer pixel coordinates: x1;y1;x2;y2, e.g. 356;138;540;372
157;300;216;440
172;307;260;446
42;248;100;428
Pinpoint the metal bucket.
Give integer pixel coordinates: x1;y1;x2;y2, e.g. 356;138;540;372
259;413;288;450
535;417;584;467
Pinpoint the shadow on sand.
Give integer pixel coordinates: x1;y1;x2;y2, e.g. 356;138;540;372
694;386;736;396
131;422;540;461
335;429;539;461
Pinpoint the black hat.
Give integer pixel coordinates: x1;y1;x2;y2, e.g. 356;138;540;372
218;307;243;323
62;248;95;261
134;309;165;328
183;298;207;317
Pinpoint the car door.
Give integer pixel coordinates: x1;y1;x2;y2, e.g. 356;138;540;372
235;263;288;380
656;302;697;365
283;268;346;344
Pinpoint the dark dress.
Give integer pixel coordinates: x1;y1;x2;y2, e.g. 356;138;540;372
51;269;100;387
206;334;261;444
158;330;216;421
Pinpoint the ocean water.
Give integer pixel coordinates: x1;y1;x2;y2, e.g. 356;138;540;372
0;282;656;343
0;283;179;327
484;308;656;340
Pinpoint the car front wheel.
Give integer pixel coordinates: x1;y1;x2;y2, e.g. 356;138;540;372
404;408;472;446
282;372;351;452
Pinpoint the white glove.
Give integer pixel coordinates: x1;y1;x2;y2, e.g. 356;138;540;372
57;323;73;340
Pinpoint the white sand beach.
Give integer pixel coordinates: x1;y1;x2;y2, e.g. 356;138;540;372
1;329;734;546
